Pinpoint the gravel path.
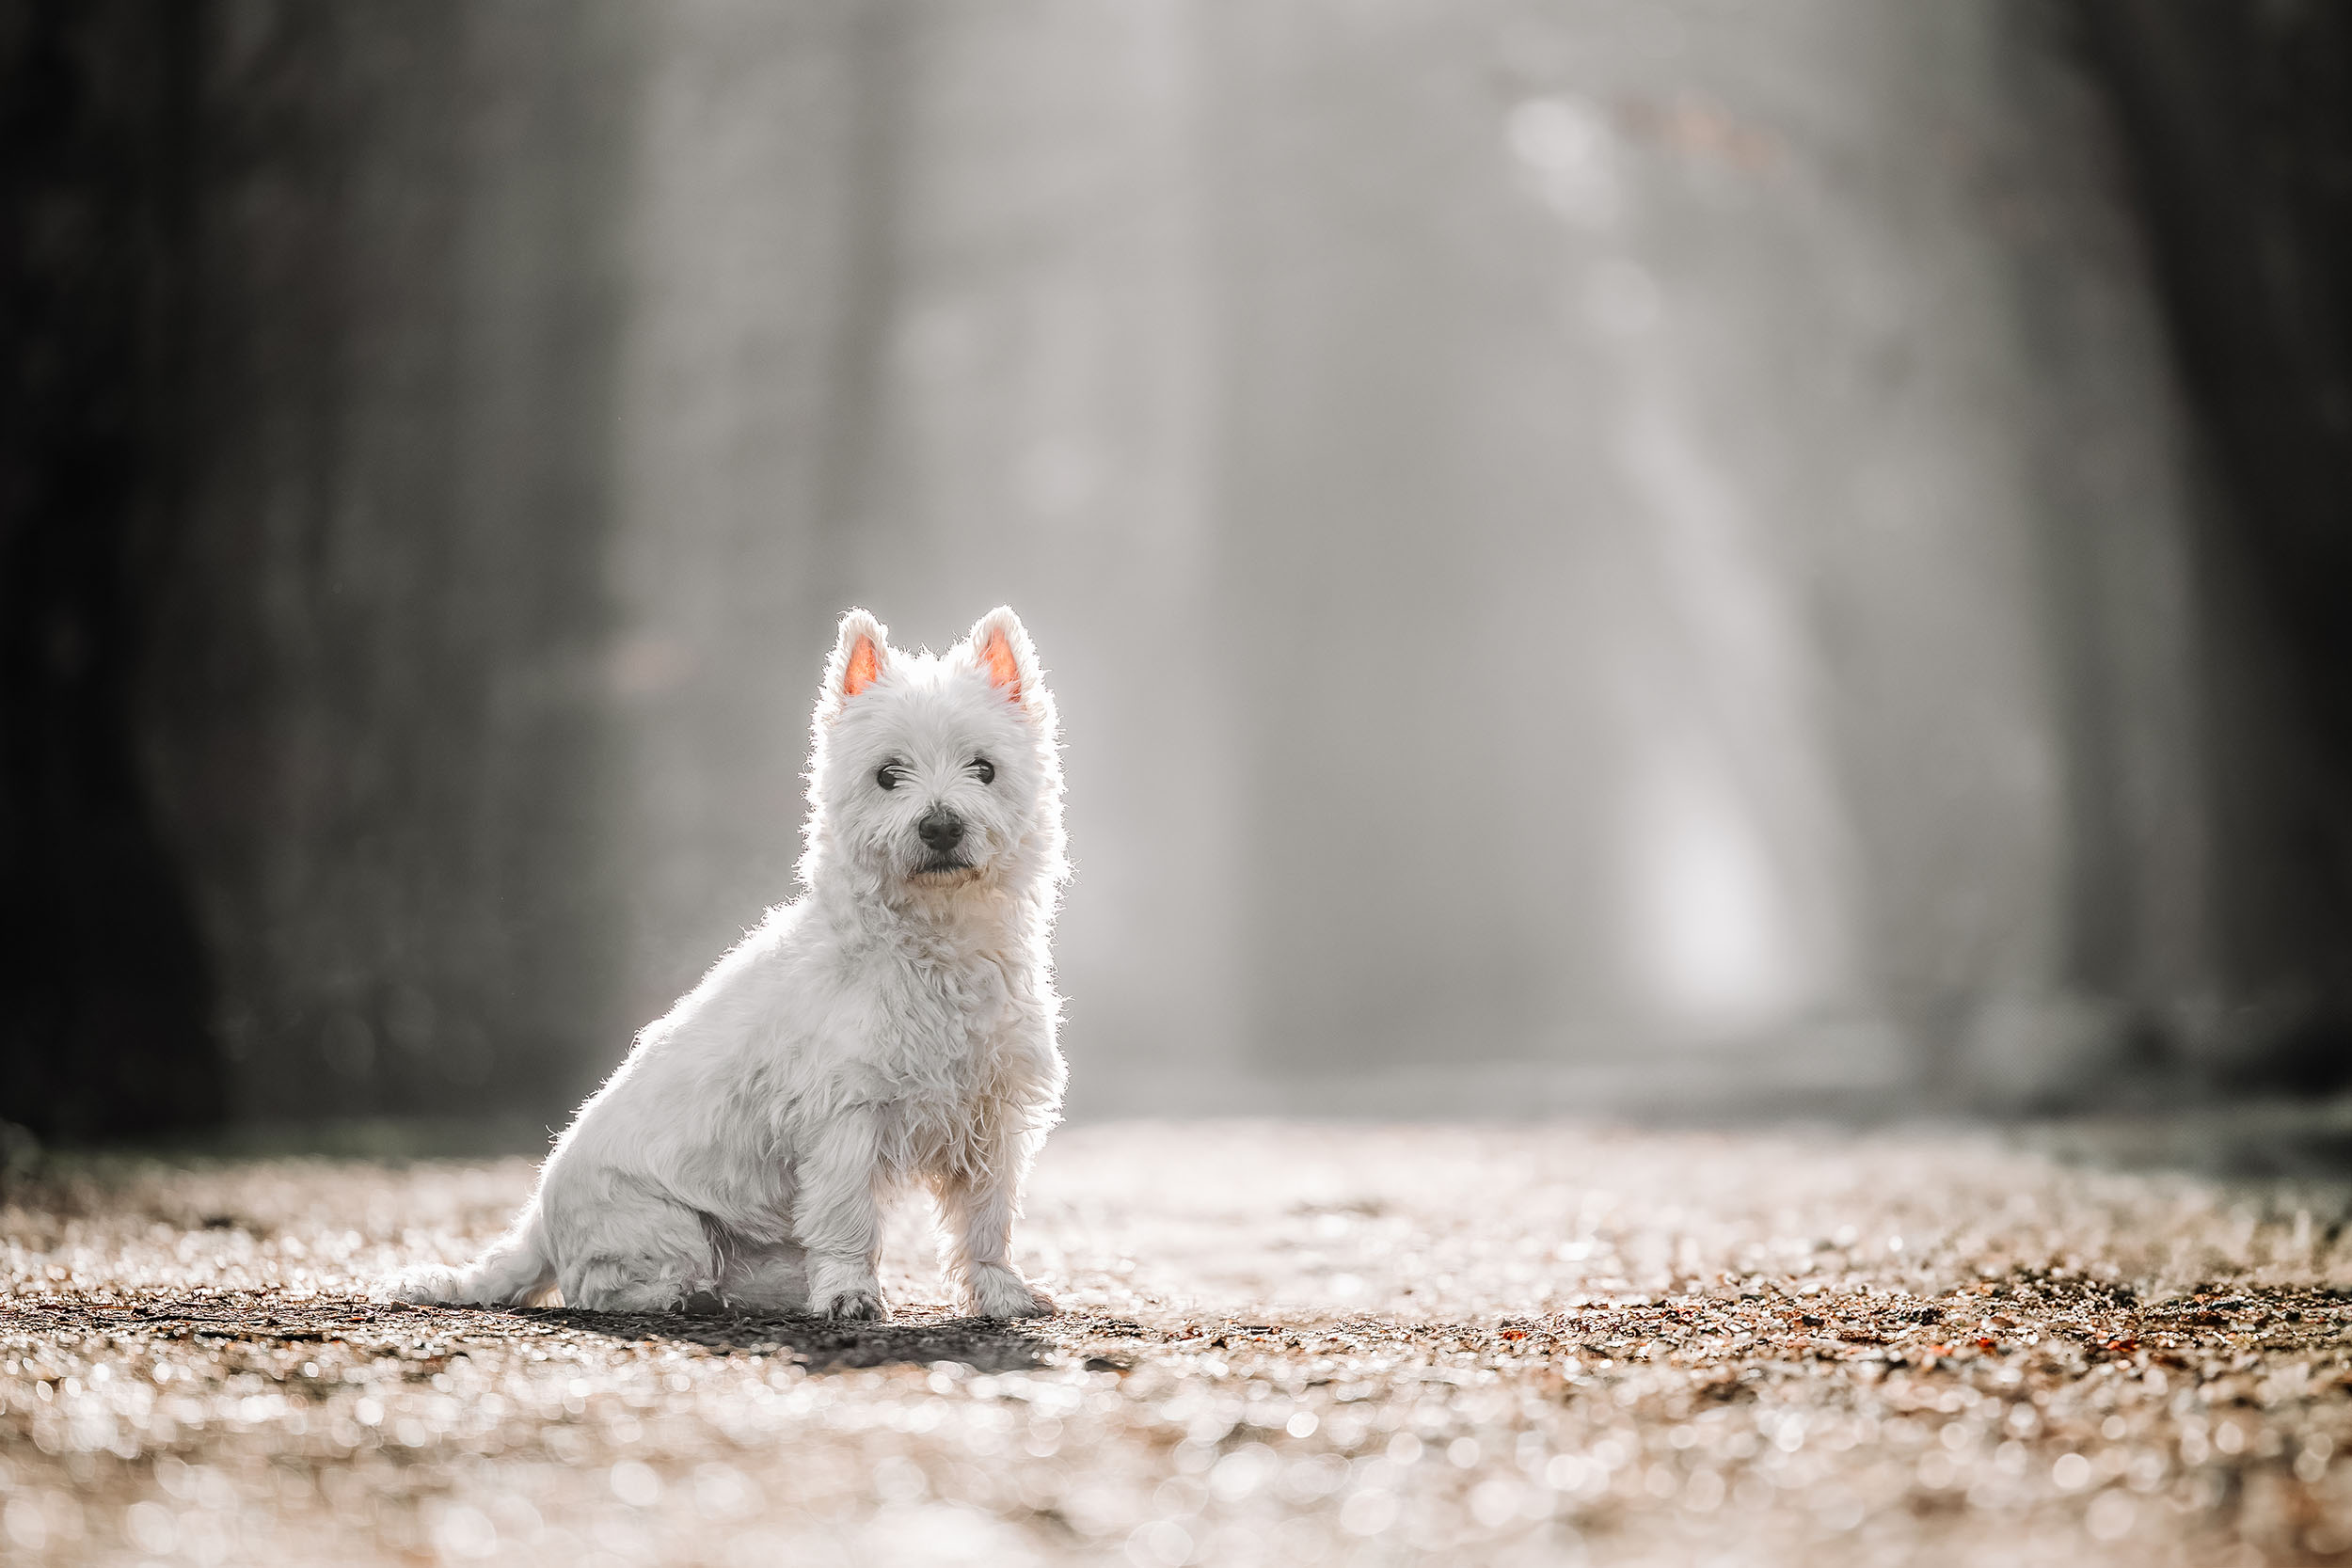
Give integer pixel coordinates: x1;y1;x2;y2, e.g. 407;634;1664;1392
5;1120;2352;1565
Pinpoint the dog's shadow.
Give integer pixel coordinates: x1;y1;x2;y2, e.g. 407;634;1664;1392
503;1304;1056;1372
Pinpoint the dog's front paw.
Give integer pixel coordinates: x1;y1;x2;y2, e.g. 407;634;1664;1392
968;1266;1057;1321
821;1289;889;1323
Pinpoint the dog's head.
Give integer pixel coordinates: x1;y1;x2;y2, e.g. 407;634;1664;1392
804;606;1066;906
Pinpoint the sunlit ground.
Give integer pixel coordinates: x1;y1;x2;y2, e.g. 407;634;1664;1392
5;1119;2352;1565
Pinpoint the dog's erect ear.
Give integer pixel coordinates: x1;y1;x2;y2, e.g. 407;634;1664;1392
821;609;891;715
966;606;1040;707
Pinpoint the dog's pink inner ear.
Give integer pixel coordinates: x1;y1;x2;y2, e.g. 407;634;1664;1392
978;627;1023;702
842;634;882;699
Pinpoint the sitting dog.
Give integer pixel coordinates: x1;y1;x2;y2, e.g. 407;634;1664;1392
394;607;1066;1321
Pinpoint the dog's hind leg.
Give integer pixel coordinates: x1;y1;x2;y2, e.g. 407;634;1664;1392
552;1189;721;1314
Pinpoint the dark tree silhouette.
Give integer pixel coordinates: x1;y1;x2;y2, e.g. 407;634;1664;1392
0;0;222;1138
2079;0;2352;1084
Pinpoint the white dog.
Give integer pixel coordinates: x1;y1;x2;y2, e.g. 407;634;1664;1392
394;607;1067;1321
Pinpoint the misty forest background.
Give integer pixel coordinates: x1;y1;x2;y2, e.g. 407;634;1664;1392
4;0;2351;1143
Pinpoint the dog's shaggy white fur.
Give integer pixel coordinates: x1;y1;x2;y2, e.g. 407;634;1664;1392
392;607;1067;1321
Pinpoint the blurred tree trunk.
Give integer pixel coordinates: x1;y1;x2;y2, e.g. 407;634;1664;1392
137;1;633;1122
2075;0;2352;1087
0;0;221;1140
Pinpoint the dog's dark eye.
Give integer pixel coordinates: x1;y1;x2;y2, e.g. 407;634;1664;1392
876;763;904;791
972;757;995;784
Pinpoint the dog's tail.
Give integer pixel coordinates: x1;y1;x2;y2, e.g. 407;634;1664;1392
389;1200;556;1307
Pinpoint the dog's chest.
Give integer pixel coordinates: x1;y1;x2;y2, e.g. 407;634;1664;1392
868;943;1020;1072
855;946;1032;1169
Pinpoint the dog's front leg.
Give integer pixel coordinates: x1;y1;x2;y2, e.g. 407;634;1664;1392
938;1130;1055;1321
792;1105;889;1322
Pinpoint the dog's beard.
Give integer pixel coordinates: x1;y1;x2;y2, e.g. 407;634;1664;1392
898;842;986;885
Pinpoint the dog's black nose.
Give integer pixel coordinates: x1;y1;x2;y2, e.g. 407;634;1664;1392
917;809;965;852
